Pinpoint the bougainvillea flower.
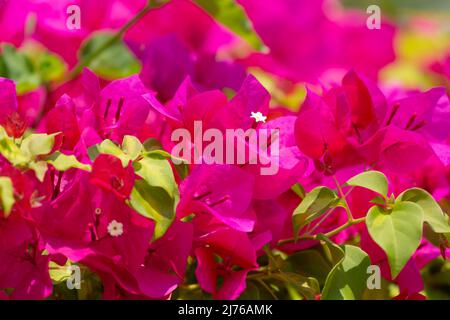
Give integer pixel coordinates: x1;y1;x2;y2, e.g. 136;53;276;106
0;160;47;217
0;0;30;46
0;215;52;299
245;116;311;199
0;78;28;138
208;74;270;132
94;221;193;300
0;78;18;113
252;193;297;246
294;71;388;163
196;247;251;300
237;0;396;82
384;88;444;129
359;126;434;175
295;71;450;179
138;34;246;102
33;173;155;295
17;87;46;129
143;77;197;128
193;215;261;300
44;68;103;119
146;74;269;133
295;89;349;161
125;0;241;57
45;94;81;150
144;74;270;164
139;35;194;103
178;164;255;232
384;87;450;142
135;221;193;298
90;154;135;200
86;74;162;143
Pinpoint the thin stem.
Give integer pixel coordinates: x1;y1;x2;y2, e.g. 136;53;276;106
333;175;354;221
306;186;355;236
65;1;159;82
277;217;365;246
255;279;279;300
324;217;365;238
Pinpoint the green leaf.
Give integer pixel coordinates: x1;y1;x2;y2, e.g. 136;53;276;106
291;183;306;199
366;202;424;278
49;261;72;283
0;177;15;217
0;44;40;94
317;234;345;266
122;135;143;161
321;245;371;300
29;161;48;182
346;171;388;198
130;180;176;240
194;0;263;49
20;133;56;158
97;139;130;167
238;282;261;300
0;128;28;165
87;144;101;162
273;272;320;300
397;188;450;233
133;156;179;200
98;139;123;156
292;187;338;240
47;152;91;172
142;138;163;152
130;155;179;240
79;32;141;80
35;52;67;82
96;137;144;166
285;249;332;287
142;138;190;179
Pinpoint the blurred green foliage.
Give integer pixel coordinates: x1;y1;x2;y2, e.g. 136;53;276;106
195;0;263;49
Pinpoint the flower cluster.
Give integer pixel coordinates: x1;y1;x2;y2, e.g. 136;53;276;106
0;0;449;300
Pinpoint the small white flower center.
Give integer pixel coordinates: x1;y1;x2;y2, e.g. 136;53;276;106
107;220;124;237
250;111;267;123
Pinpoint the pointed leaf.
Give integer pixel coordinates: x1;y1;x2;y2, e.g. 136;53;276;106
366;202;423;278
133;155;179;201
292;187;338;239
321;245;371;300
129;180;176;240
130;154;179;240
29;161;48;182
47;152;91;172
122;135;143;161
346;171;388;198
397;188;450;233
98;139;130;167
21;133;56;158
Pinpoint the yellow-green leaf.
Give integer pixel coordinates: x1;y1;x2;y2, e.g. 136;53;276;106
346;171;388;198
366;202;423;278
0;177;15;217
